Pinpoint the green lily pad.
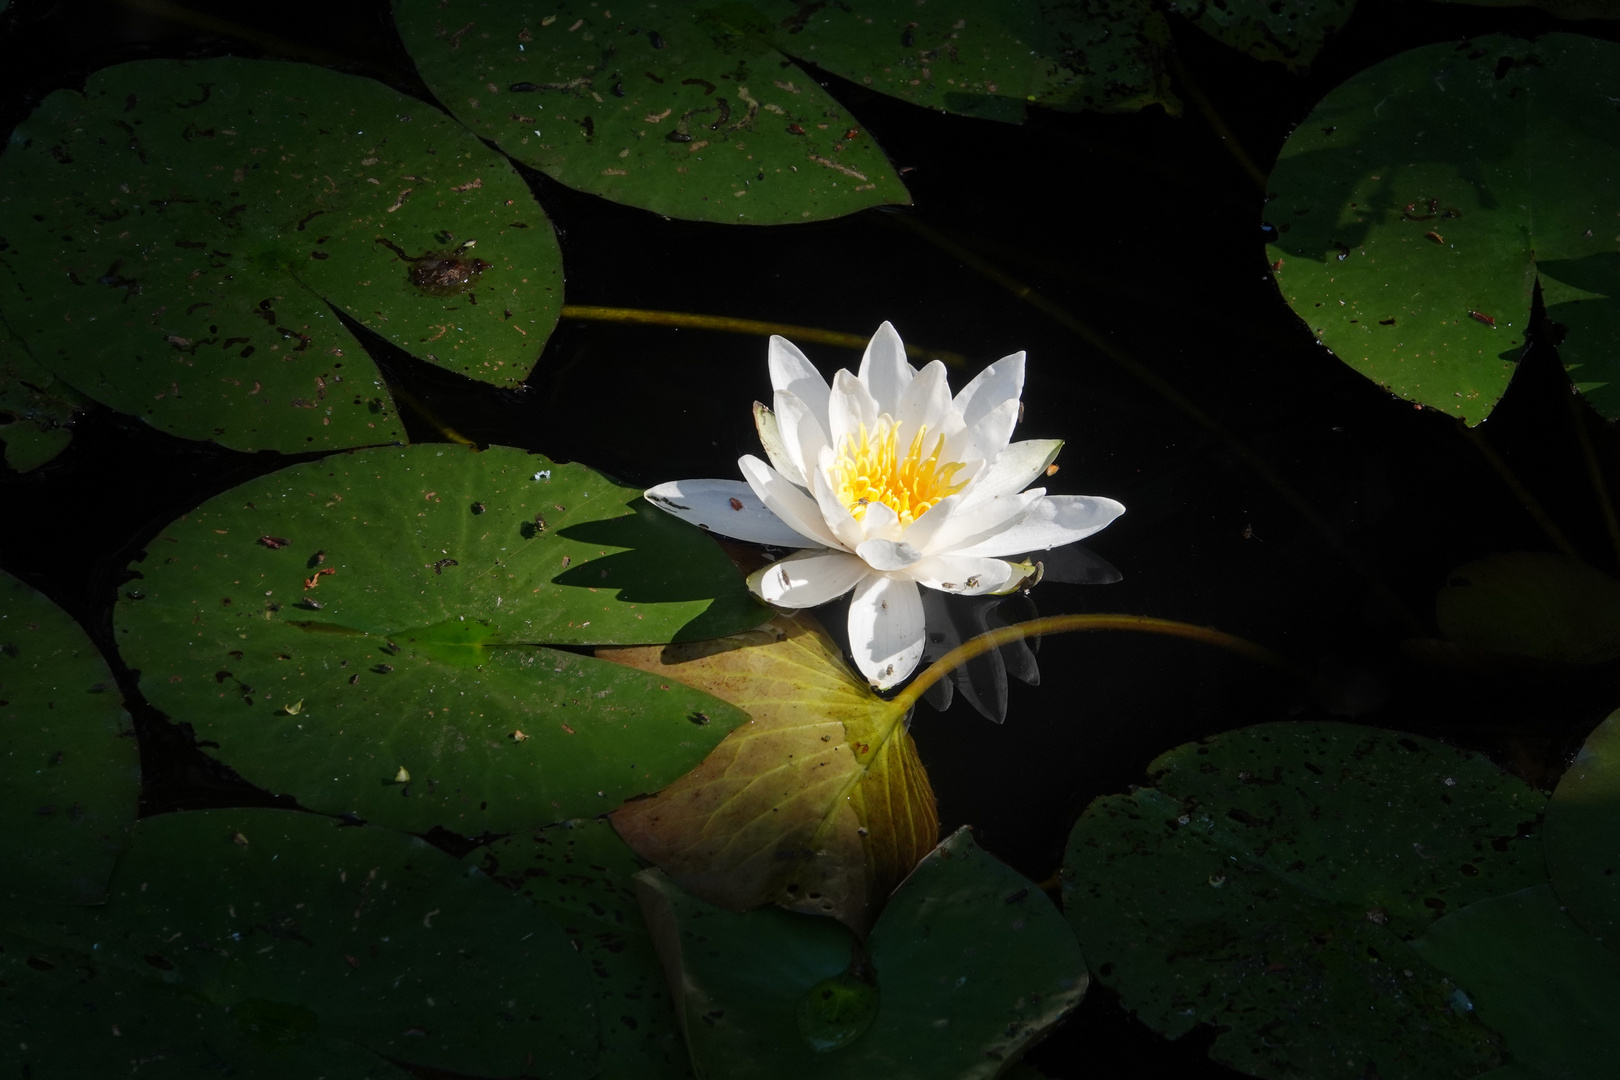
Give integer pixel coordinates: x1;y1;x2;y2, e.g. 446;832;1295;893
0;57;563;452
1435;0;1620;18
56;808;598;1078
474;818;689;1080
393;0;910;224
0;329;85;473
1544;708;1620;952
1436;553;1620;665
750;0;1178;121
1;570;138;906
635;827;1087;1079
114;444;762;833
1175;0;1356;71
1063;721;1548;1080
1412;885;1620;1080
1265;33;1620;422
0;930;413;1080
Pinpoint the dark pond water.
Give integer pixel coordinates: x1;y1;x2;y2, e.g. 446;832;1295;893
2;1;1617;1076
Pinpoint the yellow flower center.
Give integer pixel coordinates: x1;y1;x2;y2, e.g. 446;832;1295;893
831;420;968;526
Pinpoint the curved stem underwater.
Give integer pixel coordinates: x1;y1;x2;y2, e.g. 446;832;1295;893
889;613;1296;716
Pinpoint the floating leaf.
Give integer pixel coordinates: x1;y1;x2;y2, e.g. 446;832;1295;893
1265;34;1620;421
0;930;412;1080
0;329;85;472
635;827;1086;1079
393;0;910;225
115;444;762;833
1435;0;1620;18
605;613;937;934
28;808;600;1079
1544;708;1620;952
1435;553;1620;665
0;57;563;452
472;818;689;1080
1412;885;1620;1080
0;570;138;906
748;0;1178;121
1063;721;1547;1080
1175;0;1356;71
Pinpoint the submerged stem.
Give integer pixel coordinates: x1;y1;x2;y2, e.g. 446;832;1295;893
1460;420;1581;562
891;613;1295;716
559;305;967;368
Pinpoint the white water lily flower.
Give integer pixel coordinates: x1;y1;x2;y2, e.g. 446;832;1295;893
645;322;1125;689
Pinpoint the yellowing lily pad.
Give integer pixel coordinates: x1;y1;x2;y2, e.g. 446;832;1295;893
604;613;937;934
114;444;763;834
392;0;911;225
1;570;138;906
0;57;563;452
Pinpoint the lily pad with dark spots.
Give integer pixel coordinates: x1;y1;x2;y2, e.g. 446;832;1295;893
0;57;563;452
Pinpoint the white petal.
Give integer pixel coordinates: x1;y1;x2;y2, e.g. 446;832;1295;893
950;495;1126;558
961;439;1063;506
749;549;869;608
907;554;1017;595
752;402;804;487
827;368;880;453
893;360;952;439
848;574;925;689
773;389;828;488
808;461;867;551
953;350;1025;429
923;488;1045;556
857;321;913;413
857;499;902;543
898;491;963;552
738;455;844;549
644;479;813;547
768;335;830;421
856;538;922;572
946;397;1019;467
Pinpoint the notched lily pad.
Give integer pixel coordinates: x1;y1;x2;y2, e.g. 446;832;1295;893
635;827;1085;1080
114;444;763;834
0;570;138;906
393;0;911;224
1063;721;1546;1080
0;57;563;452
1266;34;1620;422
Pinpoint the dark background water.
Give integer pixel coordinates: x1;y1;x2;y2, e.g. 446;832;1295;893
2;1;1618;1075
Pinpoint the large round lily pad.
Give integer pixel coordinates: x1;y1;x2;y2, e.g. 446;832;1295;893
1063;721;1547;1080
114;444;764;833
0;329;85;473
635;827;1086;1079
0;57;563;452
1265;34;1620;422
1413;885;1620;1080
393;0;911;224
1544;708;1620;952
0;929;413;1080
474;818;688;1080
1;570;138;906
67;808;598;1078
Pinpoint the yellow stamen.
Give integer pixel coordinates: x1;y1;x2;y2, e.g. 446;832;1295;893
831;419;967;526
